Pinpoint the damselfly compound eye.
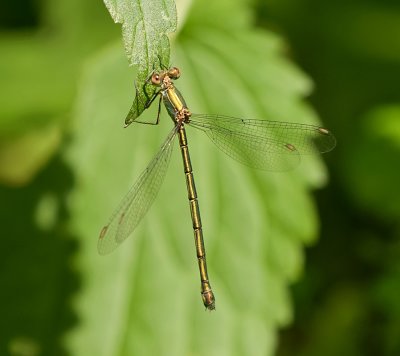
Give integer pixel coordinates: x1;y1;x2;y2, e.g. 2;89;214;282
151;73;161;85
168;67;180;79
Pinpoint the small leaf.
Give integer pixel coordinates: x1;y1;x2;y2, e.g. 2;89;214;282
103;0;177;123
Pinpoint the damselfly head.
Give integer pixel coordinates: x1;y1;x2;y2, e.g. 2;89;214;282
151;67;180;86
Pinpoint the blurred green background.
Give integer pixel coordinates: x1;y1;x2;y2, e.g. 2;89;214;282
1;0;399;355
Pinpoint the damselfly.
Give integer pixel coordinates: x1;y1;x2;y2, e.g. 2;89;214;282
98;66;336;310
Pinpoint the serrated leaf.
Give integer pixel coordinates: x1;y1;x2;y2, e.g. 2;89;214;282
65;1;331;355
103;0;177;123
104;0;176;66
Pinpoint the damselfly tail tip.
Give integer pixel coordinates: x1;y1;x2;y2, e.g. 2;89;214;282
204;302;216;311
202;290;216;311
206;304;216;311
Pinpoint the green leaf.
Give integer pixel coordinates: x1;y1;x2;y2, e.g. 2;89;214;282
65;0;331;355
103;0;177;124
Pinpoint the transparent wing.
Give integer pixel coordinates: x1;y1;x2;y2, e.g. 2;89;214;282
98;126;178;255
188;114;336;171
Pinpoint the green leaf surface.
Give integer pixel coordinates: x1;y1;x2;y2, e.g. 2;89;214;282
104;0;176;67
65;0;330;355
103;0;177;124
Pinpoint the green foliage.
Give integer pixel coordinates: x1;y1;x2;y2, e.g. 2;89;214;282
6;0;400;355
104;0;176;67
341;106;400;221
258;1;400;356
0;0;119;185
63;0;328;355
103;0;177;124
